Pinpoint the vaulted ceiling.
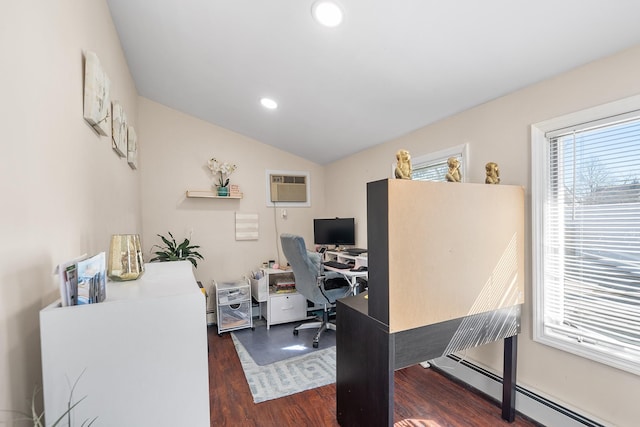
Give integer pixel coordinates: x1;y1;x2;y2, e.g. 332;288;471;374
106;0;640;164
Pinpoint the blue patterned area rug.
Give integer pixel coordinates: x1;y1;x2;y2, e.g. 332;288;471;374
231;332;336;403
231;322;336;366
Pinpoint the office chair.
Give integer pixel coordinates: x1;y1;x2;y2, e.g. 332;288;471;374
280;233;352;348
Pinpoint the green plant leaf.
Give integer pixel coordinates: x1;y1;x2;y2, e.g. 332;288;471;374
50;396;87;427
81;416;99;426
150;232;204;268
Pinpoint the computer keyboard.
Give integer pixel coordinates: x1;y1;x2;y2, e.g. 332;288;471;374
324;260;351;269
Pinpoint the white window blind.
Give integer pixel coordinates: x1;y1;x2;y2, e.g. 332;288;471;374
412;158;452;181
540;114;640;373
410;144;467;182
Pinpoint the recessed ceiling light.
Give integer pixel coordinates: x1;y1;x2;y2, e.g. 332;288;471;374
260;98;278;110
312;1;343;27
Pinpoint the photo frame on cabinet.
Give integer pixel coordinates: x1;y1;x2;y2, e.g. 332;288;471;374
83;51;111;136
111;101;127;157
127;125;138;169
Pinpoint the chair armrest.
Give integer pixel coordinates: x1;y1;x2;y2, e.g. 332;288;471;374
316;275;327;288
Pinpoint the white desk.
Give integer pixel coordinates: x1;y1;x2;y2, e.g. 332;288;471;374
325;250;368;269
323;265;368;294
323;251;368;294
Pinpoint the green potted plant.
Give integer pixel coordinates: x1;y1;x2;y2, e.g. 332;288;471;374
150;232;204;268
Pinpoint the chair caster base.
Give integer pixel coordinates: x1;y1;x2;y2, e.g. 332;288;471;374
313;342;319;348
293;329;299;336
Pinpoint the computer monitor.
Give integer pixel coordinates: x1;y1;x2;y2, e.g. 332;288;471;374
313;218;355;246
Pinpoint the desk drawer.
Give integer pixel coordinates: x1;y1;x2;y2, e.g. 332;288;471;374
268;293;306;324
218;301;251;331
217;285;250;304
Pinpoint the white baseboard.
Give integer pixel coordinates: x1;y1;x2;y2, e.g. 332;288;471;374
428;355;605;427
206;311;216;325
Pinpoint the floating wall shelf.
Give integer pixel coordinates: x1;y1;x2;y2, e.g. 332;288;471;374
186;190;243;199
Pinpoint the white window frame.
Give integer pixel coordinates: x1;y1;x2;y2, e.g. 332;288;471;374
531;94;640;375
391;143;469;182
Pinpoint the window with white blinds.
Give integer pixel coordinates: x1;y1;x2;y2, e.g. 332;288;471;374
532;97;640;375
412;158;452;182
409;144;468;182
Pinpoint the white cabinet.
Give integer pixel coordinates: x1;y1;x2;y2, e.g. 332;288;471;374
214;279;253;334
39;261;210;427
251;268;308;329
268;293;307;326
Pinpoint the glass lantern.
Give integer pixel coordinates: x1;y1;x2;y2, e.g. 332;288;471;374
108;234;144;281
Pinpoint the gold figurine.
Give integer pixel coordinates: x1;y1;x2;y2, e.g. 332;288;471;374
395;149;412;180
485;162;500;184
445;157;461;182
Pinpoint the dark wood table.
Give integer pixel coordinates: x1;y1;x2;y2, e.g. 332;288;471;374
336;292;520;426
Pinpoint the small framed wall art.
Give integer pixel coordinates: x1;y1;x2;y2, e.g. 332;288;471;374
83;51;111;136
235;212;259;241
111;101;128;157
127;125;138;169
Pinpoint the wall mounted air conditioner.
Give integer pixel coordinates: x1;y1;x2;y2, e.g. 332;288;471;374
270;174;307;202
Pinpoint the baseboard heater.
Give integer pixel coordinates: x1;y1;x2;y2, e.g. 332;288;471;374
429;355;605;427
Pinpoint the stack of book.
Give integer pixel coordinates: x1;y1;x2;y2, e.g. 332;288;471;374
229;184;243;198
273;278;296;294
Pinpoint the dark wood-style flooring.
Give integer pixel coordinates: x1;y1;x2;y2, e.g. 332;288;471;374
207;326;541;427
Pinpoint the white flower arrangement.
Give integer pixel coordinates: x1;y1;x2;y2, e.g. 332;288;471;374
208;157;237;188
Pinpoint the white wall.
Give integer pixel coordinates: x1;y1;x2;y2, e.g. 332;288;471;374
137;98;326;293
324;45;640;426
3;2;639;425
0;0;140;421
